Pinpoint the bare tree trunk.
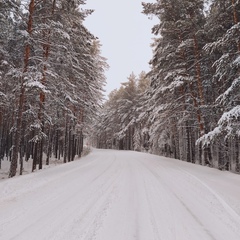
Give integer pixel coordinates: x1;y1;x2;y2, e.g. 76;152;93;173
32;142;38;172
236;137;240;172
54;126;59;159
64;115;69;163
38;138;43;169
68;125;72;162
19;120;26;175
46;126;53;165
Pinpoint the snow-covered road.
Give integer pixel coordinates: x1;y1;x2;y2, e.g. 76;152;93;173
0;149;240;240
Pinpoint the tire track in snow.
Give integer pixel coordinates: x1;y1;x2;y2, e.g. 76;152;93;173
178;167;240;225
151;158;240;238
0;157;100;203
142;157;240;240
0;158;114;233
120;159;140;240
0;158;120;240
138;160;163;240
48;156;120;240
139;159;218;240
1;149;240;240
139;159;181;240
51;175;118;240
142;177;162;240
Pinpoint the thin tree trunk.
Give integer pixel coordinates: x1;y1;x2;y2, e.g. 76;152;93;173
19;120;26;175
68;125;71;162
54;127;59;159
32;142;38;172
236;137;240;172
64;115;69;163
38;138;43;169
46;126;53;165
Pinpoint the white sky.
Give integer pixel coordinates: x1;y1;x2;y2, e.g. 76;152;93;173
84;0;157;97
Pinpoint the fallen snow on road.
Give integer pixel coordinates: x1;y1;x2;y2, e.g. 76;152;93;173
0;149;240;240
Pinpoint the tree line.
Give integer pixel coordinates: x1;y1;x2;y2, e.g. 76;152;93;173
92;0;240;173
0;0;107;177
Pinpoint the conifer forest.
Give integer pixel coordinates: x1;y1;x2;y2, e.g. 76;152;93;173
93;0;240;173
1;0;240;178
0;0;107;177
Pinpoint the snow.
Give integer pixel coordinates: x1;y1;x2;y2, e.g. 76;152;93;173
196;126;222;145
218;106;240;125
0;149;240;240
26;80;51;94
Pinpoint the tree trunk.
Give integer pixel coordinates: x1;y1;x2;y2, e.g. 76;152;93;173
54;126;59;159
19;120;26;175
46;126;53;165
32;142;38;172
236;137;240;172
64;115;69;163
38;138;43;169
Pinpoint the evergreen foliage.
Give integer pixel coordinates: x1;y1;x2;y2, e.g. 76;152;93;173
93;0;240;173
0;0;107;177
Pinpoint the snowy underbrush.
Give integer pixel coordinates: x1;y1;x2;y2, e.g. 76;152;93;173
0;146;91;180
0;159;51;180
82;144;91;156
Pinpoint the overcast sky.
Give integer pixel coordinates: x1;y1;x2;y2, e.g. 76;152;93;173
84;0;157;97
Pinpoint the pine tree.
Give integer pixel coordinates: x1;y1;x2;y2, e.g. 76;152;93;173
0;0;107;177
142;0;209;161
9;0;36;177
93;72;150;151
198;0;240;171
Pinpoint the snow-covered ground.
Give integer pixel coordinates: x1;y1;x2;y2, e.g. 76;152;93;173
0;149;240;240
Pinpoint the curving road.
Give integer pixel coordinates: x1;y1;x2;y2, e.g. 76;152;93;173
0;149;240;240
